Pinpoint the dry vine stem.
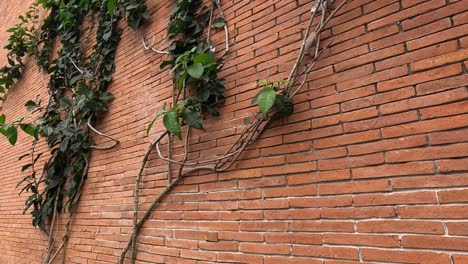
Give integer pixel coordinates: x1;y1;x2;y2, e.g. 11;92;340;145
119;0;348;262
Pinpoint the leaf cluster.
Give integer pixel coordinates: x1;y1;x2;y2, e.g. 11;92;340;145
148;0;225;139
252;79;294;117
0;0;148;233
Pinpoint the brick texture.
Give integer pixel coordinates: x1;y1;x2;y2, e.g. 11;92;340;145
0;0;467;263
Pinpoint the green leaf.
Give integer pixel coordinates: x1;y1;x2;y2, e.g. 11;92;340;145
193;53;215;65
211;17;226;28
6;126;18;145
187;63;204;79
163;111;182;140
160;60;173;69
146;103;166;135
0;114;5;125
21;164;32;172
107;0;116;15
274;94;294;117
20;124;35;136
177;73;187;90
25;100;38;112
182;109;203;130
257;87;276;114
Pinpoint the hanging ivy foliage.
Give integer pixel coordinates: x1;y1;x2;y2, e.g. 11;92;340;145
0;0;149;248
146;0;226;139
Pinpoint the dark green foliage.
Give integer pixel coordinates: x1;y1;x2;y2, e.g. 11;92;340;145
0;0;149;233
148;0;225;137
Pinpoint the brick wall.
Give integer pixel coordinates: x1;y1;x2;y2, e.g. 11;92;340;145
1;0;467;263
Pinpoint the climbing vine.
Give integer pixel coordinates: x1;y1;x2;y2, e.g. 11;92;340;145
1;0;347;263
119;0;348;262
0;0;149;262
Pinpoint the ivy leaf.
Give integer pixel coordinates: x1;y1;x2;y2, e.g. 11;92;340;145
0;114;5;125
187;63;204;79
274;94;294;117
163;111;182;140
193;53;215;65
211;17;226;28
107;0;116;15
25;100;38;112
182;109;204;130
6;126;18;145
257;87;276;114
20;124;35;137
196;87;210;102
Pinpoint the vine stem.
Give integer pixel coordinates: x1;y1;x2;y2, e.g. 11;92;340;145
139;29;169;54
128;131;169;262
87;116;120;150
120;0;348;262
43;187;60;264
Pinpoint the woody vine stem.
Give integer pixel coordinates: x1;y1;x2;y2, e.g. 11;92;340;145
0;0;346;263
119;0;348;262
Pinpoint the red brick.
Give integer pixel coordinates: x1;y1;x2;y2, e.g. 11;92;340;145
319;179;389;195
354;191;438;206
402;0;468;30
377;64;462;92
402;235;468;251
447;222;468;235
318;153;384;170
375;41;459;71
240;242;289;255
396;205;468;219
323;233;401;247
334;44;405;72
362;248;451;264
265;233;321;244
416;74;468;95
392;174;468;190
380;88;467;115
344;111;419;133
288;169;351;185
352;161;435;179
332;3;400;34
370;18;452;51
438;189;468;203
386;143;468;163
293;245;359;260
321;206;395;219
290;196;353;208
342;86;415;112
437;158;468;172
412;48;468;71
313;129;381;149
265;256;322;264
407;23;468;50
357;220;445;234
368;0;446;30
382;113;468;138
429;129;468;145
348;135;426;156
